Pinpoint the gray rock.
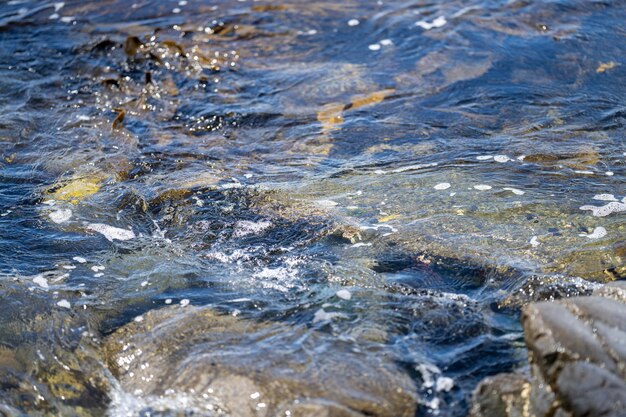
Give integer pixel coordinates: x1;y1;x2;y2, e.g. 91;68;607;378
104;306;417;417
469;373;531;417
472;282;626;417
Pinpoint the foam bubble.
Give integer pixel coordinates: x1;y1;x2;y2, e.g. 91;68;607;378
49;209;72;224
348;19;360;26
73;256;87;263
434;183;451;190
593;194;618;202
57;299;71;309
368;43;381;51
579;227;607;239
580;202;626;217
416;16;447;30
493;155;511;163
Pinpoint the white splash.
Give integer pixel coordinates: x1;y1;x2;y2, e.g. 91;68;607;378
579;227;607;239
73;256;87;263
86;223;135;241
530;236;540;247
476;155;493;161
416;16;447;30
368;43;381;51
49;209;72;224
435;377;454;392
348;19;360;26
57;299;71;309
434;183;451;190
232;220;272;238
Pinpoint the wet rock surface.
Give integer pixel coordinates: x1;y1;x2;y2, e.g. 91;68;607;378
103;306;418;417
471;281;626;417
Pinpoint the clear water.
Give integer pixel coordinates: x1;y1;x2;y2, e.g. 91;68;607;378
0;0;624;416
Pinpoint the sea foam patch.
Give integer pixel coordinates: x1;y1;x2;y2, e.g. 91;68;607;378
580;201;626;217
86;223;135;241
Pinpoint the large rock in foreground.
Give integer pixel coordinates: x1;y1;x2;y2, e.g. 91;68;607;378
471;281;626;417
104;306;417;417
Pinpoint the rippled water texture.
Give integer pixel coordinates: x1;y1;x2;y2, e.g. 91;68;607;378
0;0;624;416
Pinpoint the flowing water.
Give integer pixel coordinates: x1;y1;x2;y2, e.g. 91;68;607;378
0;0;624;416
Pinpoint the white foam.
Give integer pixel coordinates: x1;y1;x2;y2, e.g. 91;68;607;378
502;187;525;195
57;299;71;309
580;201;626;217
348;19;360;26
232;220;272;238
593;194;618;202
435;377;454;392
476;155;493;160
380;39;393;46
530;236;540;247
416;16;447;30
493;155;511;163
368;43;381;51
434;182;451;190
473;184;492;191
579;227;607;239
49;209;72;224
73;256;87;263
33;275;49;289
336;289;352;300
180;299;190;307
86;223;135;241
392;162;438;173
574;170;594;175
313;308;347;323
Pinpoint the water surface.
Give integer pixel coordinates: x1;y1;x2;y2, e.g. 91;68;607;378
0;0;624;416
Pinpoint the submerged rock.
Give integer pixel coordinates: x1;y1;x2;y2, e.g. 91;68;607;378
471;281;626;417
104;306;418;417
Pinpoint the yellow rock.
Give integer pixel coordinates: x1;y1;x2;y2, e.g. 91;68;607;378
378;214;401;223
596;61;618;73
48;175;104;203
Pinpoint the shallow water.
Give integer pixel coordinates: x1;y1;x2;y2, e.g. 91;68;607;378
0;0;624;416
